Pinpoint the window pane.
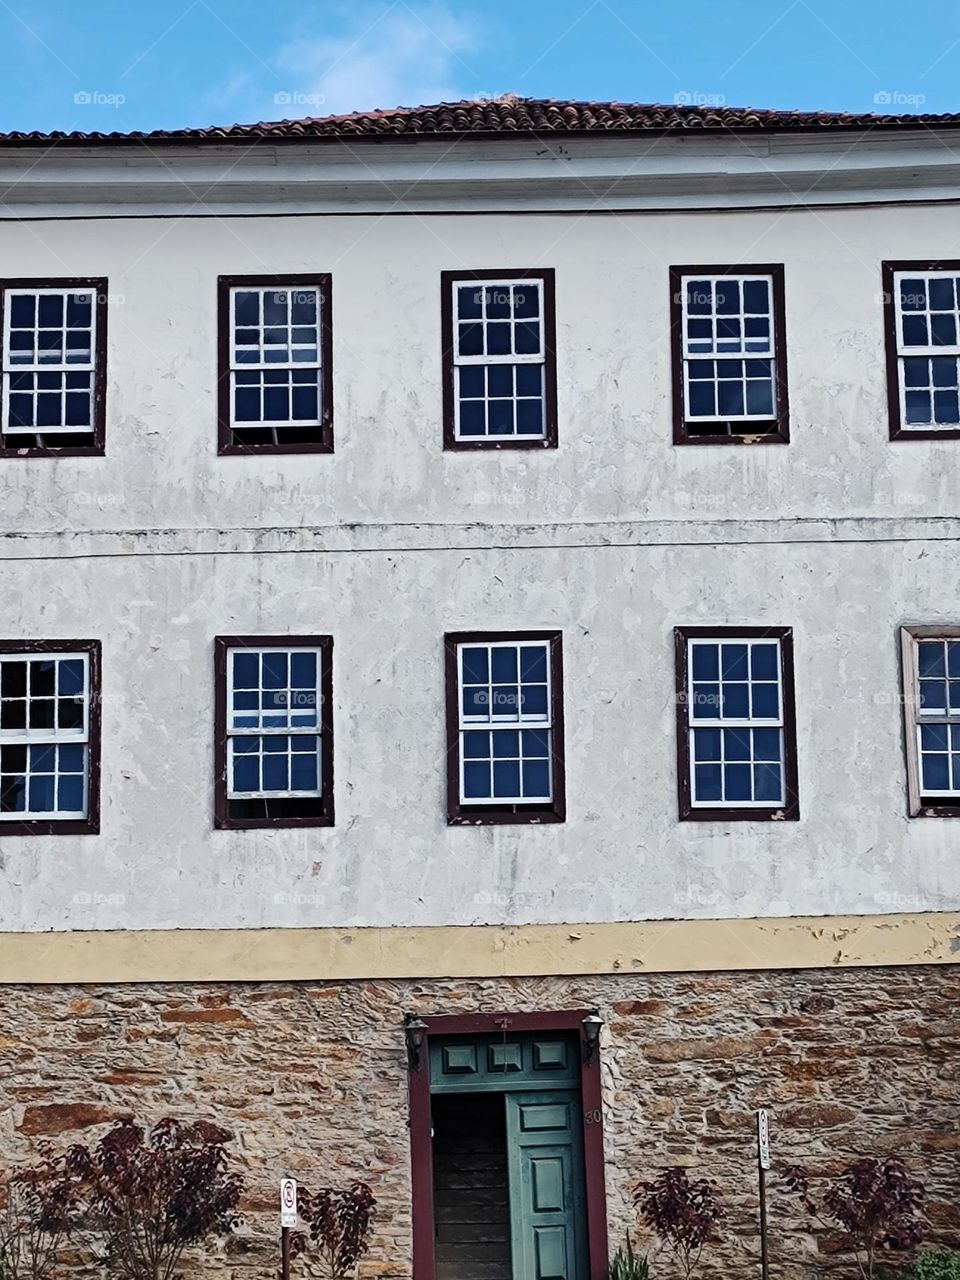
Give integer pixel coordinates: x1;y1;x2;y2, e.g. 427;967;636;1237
463;761;491;798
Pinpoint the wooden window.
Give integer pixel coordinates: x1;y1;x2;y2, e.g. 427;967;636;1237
900;625;960;816
442;269;558;450
674;626;799;821
445;631;565;824
883;261;960;439
670;265;789;444
217;275;333;454
0;280;107;456
0;640;101;835
214;636;334;828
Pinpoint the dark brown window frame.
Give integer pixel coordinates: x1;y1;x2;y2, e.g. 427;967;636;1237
217;274;334;456
407;1008;609;1280
674;625;799;822
0;638;101;836
444;629;565;825
669;263;790;446
441;268;558;451
0;278;107;458
882;259;960;441
900;624;960;817
214;635;334;829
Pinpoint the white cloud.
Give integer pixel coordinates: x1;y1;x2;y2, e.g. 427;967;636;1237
268;3;485;119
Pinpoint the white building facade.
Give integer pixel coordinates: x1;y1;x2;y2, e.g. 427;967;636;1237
0;99;958;1278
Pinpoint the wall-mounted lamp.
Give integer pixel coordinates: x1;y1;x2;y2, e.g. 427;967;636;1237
582;1012;603;1064
404;1014;428;1072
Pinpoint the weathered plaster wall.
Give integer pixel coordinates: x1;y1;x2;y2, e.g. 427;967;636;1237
2;536;960;932
0;202;955;535
3;200;960;934
0;968;956;1279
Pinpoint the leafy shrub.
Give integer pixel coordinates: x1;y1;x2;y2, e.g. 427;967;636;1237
636;1168;723;1278
783;1158;926;1280
0;1145;83;1280
609;1231;650;1279
296;1181;376;1279
916;1250;960;1280
66;1117;243;1280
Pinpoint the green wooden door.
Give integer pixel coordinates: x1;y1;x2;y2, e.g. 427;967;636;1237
505;1090;588;1280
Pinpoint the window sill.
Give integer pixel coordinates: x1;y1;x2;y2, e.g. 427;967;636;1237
218;438;334;456
444;436;558;452
680;804;799;822
913;801;960;818
890;426;960;442
449;804;565;826
0;444;105;459
215;812;334;830
0;818;99;836
674;422;789;446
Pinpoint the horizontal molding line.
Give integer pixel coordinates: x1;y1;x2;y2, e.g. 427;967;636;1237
10;195;960;221
3;516;960;562
1;913;958;984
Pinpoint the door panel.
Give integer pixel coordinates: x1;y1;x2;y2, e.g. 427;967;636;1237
505;1091;588;1280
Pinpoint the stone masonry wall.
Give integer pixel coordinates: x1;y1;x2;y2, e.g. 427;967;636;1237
0;965;957;1278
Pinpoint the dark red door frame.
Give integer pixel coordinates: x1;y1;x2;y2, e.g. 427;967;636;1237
407;1008;609;1280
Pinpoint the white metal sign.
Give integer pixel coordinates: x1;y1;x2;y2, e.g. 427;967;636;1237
280;1177;298;1228
757;1109;770;1170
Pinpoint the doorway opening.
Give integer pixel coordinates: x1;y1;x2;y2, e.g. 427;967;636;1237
433;1092;511;1280
427;1031;588;1280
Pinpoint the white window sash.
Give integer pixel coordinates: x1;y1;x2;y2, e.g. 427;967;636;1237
911;633;960;797
0;651;90;820
2;289;98;375
226;645;323;735
228;286;323;371
457;639;553;804
914;721;960;797
687;637;785;808
0;652;90;744
452;278;545;365
680;273;778;422
225;738;323;800
893;270;960;357
228;286;324;430
225;646;324;799
2;288;97;436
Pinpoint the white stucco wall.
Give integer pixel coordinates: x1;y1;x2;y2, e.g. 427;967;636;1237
2;182;960;932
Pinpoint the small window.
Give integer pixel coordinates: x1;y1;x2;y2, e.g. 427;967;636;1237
883;262;960;439
900;627;960;815
445;631;565;824
214;636;333;828
442;270;557;450
0;641;101;834
670;265;789;444
675;626;799;821
218;276;332;454
1;281;107;455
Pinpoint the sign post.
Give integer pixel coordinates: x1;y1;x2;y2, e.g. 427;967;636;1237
757;1110;770;1280
280;1178;297;1280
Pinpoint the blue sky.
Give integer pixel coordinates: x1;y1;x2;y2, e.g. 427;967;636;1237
0;0;956;134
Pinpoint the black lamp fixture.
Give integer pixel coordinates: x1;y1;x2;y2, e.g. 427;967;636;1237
403;1013;428;1071
582;1011;603;1063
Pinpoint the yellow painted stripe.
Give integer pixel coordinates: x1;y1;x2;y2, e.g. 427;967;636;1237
1;914;958;984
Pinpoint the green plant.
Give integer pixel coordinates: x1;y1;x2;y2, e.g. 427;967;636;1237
609;1231;650;1279
916;1250;960;1280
